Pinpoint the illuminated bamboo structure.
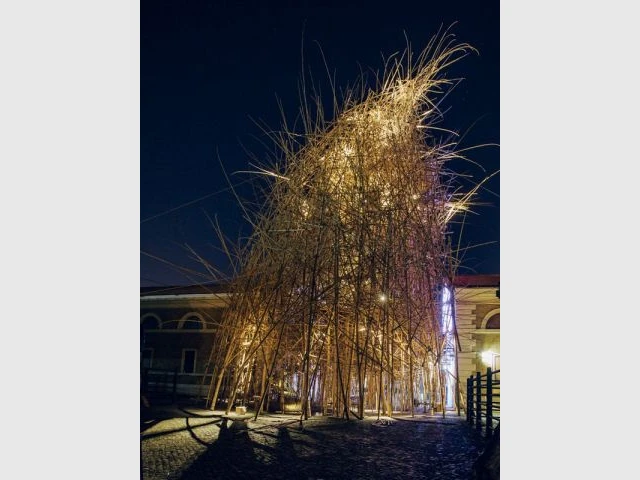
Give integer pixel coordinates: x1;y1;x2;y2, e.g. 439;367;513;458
204;34;476;420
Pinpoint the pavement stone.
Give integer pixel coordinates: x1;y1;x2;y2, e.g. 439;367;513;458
141;409;489;480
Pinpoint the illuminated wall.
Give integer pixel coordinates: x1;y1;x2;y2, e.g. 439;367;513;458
452;275;500;401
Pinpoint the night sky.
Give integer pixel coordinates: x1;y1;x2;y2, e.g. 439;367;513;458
141;0;499;287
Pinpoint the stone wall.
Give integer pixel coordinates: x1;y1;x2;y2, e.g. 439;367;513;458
454;286;500;405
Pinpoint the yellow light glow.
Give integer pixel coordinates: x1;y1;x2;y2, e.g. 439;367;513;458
342;145;354;156
284;402;302;413
481;351;495;366
379;294;387;302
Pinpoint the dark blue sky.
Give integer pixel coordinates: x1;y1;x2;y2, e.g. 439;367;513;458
141;0;499;287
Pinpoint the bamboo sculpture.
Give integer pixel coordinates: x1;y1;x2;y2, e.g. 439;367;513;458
204;33;476;421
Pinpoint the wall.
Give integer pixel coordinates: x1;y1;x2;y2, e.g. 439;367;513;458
140;292;230;399
454;284;500;401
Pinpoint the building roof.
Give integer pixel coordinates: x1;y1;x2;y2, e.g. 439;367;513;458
452;274;500;288
141;275;499;297
140;283;230;297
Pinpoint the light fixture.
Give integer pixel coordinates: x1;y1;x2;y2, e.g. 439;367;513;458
481;351;495;366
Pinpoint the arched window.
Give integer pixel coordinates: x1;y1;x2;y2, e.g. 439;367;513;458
181;316;203;330
480;309;500;330
141;315;161;330
485;313;500;329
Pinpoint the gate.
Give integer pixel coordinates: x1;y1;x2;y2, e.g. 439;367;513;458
466;367;500;436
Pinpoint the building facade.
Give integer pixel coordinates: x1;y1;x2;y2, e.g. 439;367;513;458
453;274;500;393
140;284;230;401
140;275;500;411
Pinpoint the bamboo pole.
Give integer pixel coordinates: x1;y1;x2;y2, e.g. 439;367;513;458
198;36;483;422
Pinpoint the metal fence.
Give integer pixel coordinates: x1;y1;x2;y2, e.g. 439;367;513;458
466;367;500;437
141;368;178;402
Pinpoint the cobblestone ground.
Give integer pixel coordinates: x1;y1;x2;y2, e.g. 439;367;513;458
141;407;486;480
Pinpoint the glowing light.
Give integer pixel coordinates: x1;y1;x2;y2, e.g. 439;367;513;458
381;188;391;208
301;200;310;219
440;285;456;409
481;351;495;366
379;294;387;302
441;286;452;334
284;402;302;413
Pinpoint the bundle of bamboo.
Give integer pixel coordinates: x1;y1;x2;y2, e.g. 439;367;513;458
204;33;478;421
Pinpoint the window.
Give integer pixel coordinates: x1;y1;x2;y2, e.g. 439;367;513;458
181;316;203;330
141;348;153;369
486;313;500;329
182;349;197;374
141;316;161;349
141;316;160;330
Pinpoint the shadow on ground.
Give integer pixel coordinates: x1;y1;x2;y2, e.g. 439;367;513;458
170;416;486;480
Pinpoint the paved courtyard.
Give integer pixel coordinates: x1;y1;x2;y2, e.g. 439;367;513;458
141;406;487;480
